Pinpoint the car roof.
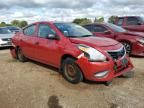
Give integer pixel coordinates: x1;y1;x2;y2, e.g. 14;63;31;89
117;16;140;18
83;22;108;26
31;21;71;24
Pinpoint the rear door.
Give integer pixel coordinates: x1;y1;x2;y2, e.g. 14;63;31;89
91;24;114;38
35;23;61;67
20;24;38;59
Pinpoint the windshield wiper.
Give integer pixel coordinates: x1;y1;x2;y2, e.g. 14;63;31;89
67;36;77;38
80;35;93;37
67;35;93;38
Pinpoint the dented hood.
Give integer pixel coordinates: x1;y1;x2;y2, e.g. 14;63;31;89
69;36;119;47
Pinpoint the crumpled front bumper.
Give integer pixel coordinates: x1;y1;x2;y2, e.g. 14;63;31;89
76;55;134;82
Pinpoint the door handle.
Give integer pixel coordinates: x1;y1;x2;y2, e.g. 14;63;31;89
35;42;39;45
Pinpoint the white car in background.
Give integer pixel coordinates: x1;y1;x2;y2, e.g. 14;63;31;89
0;27;14;47
6;26;21;33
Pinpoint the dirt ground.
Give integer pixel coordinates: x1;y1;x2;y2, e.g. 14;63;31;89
0;49;144;108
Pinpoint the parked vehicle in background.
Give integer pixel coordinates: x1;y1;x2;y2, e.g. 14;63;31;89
10;22;133;85
114;16;144;32
83;23;144;56
6;26;21;33
0;27;14;47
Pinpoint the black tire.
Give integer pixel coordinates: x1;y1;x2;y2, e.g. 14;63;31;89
121;42;131;55
122;71;134;78
104;80;112;86
62;58;83;84
17;48;27;62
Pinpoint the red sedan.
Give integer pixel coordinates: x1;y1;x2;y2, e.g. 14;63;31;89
10;22;133;85
83;23;144;56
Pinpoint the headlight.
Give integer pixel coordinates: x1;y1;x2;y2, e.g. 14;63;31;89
138;39;144;45
77;44;106;62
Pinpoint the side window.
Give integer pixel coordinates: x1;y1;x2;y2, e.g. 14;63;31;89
83;25;92;32
23;25;36;36
38;24;56;38
127;17;139;25
92;25;107;32
117;18;124;26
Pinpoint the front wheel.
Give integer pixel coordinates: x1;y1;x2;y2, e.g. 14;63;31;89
62;58;83;84
121;42;131;55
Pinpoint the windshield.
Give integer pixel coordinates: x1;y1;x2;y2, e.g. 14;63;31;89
106;23;127;32
0;28;12;34
54;23;93;38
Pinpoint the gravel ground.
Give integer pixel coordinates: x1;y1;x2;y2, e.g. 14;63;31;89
0;49;144;108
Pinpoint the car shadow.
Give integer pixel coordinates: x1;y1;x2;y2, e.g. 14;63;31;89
28;59;59;74
27;59;125;86
0;47;10;50
83;80;106;85
27;59;108;85
130;55;144;58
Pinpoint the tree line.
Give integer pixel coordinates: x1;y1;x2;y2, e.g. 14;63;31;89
0;16;118;28
72;16;118;25
0;20;28;28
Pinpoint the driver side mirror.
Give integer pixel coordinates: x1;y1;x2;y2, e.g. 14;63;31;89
47;34;60;40
104;30;111;34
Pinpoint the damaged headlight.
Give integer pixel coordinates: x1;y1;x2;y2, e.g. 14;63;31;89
77;44;106;62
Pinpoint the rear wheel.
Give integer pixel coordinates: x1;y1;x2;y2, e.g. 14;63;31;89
17;48;27;62
121;42;131;55
62;58;83;84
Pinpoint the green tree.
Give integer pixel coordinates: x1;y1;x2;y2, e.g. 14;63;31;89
19;21;28;28
73;18;92;25
11;20;20;26
97;17;104;23
0;22;6;27
108;16;118;24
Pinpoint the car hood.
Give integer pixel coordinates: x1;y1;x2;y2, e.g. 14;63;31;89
0;33;14;39
69;36;119;47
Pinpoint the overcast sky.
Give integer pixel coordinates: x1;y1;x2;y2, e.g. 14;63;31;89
0;0;144;23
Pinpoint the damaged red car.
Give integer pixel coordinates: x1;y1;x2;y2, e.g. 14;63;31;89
10;22;134;85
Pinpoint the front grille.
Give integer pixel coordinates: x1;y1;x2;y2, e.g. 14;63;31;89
2;38;11;41
107;47;125;60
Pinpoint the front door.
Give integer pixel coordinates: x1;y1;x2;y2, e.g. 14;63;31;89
35;23;61;67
